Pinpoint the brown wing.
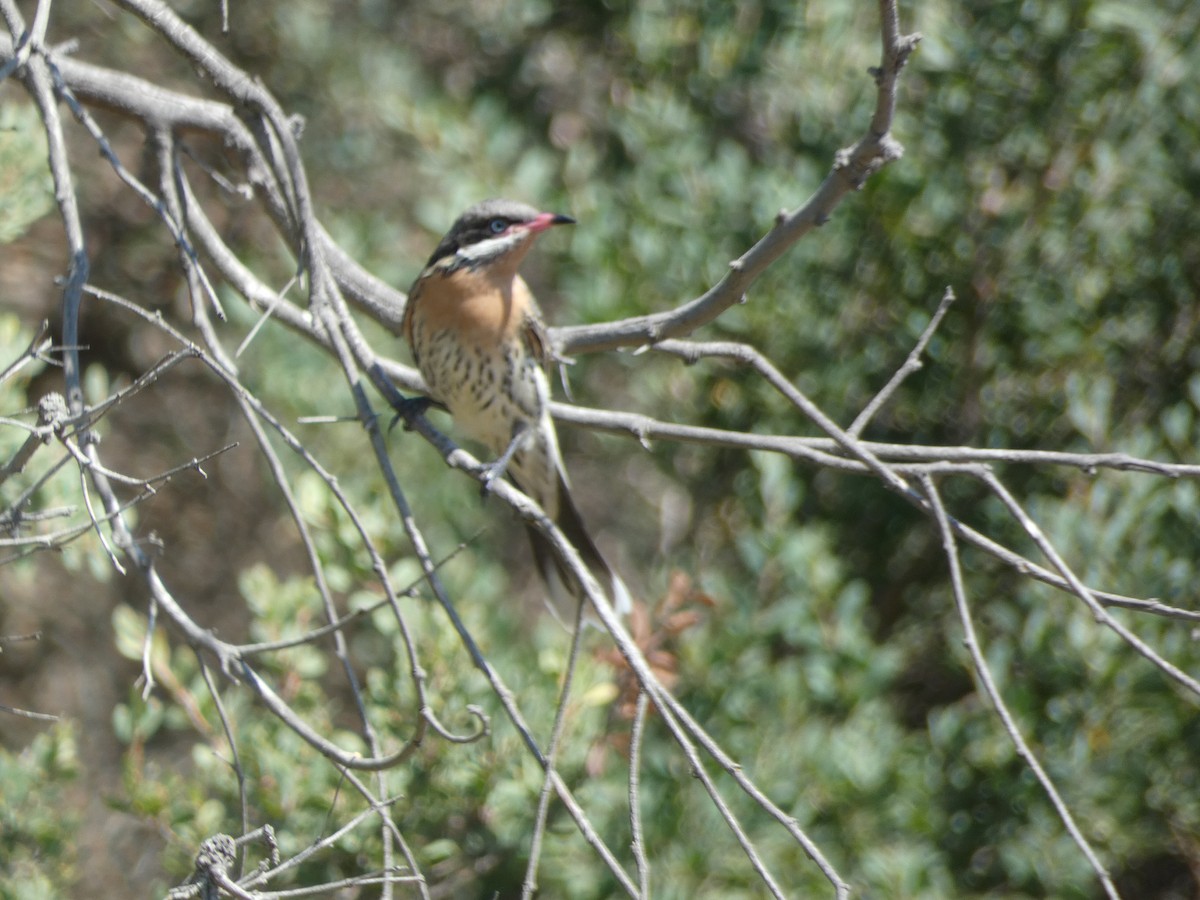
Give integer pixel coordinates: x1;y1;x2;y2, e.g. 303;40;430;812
524;467;634;623
518;286;554;373
401;275;421;351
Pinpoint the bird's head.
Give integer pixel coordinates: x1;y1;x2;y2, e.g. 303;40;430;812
426;199;575;270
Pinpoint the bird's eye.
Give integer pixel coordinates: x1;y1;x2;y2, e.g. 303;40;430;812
488;218;507;235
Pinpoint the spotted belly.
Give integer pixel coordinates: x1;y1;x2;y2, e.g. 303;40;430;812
413;327;563;516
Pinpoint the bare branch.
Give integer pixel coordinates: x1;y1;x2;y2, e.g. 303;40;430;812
921;475;1121;900
522;602;587;899
6;1;1187;897
628;691;652;898
552;0;921;357
1;627;59;721
849;286;956;437
981;470;1200;699
0;319;52;385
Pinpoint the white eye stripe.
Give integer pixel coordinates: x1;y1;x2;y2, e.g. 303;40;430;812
455;229;525;265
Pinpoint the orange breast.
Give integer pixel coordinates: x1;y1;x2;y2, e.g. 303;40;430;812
412;266;531;347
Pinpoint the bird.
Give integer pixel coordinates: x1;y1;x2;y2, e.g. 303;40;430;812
402;198;631;623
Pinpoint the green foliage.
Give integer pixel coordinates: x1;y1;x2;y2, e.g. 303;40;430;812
0;724;80;899
106;564;637;894
0;103;54;245
0;315;106;578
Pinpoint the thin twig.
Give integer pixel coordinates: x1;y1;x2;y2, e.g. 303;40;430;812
0;319;52;385
0;703;59;721
849;286;955;437
522;601;588;899
981;470;1200;698
628;691;652;898
921;474;1121;900
195;654;252;877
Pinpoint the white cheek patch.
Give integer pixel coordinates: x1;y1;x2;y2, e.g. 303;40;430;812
456;230;526;265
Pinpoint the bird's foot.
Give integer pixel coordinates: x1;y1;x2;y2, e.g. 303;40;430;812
388;395;443;432
479;424;528;498
478;458;508;498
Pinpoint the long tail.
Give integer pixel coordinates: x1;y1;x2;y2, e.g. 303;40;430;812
524;469;632;625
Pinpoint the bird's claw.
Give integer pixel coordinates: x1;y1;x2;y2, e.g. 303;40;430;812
478;423;527;498
388;395;440;433
478;460;507;498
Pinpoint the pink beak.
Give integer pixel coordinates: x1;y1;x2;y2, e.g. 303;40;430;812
524;212;576;234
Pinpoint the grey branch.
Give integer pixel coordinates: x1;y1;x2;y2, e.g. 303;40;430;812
6;0;1187;897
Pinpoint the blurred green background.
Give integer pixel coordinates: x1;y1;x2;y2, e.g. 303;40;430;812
2;0;1199;897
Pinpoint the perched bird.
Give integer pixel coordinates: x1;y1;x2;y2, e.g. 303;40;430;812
402;199;631;622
